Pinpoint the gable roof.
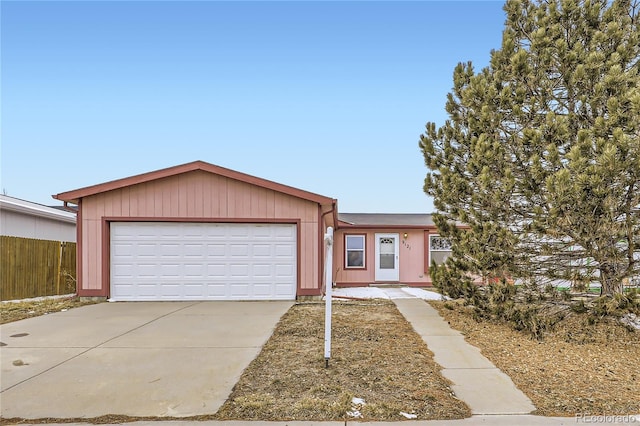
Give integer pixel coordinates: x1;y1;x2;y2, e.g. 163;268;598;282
338;213;435;227
53;160;336;206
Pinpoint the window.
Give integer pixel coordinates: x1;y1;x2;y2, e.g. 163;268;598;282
430;235;452;265
345;235;365;268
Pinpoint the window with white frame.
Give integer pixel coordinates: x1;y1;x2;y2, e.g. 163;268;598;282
429;235;452;265
345;234;365;268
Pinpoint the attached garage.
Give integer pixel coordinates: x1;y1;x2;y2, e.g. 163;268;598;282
110;222;297;301
54;161;336;300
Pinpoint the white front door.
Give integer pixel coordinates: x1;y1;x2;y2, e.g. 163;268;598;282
374;233;399;282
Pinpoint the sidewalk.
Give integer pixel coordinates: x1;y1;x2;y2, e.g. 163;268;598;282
29;416;589;425
391;296;536;415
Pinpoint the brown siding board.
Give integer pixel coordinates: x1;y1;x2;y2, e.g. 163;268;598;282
220;176;229;216
186;174;198;217
153;184;162;217
194;173;204;217
136;184;147;215
210;174;221;217
108;191;119;217
88;219;101;290
178;176;187;216
266;190;275;218
120;187;130;217
169;184;179;217
74;169;326;298
129;186;139;216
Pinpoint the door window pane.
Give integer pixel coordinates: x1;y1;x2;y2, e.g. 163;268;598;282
380;254;395;269
379;237;395;269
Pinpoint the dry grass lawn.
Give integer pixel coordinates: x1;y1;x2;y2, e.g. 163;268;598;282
0;296;98;325
431;300;640;417
215;300;471;421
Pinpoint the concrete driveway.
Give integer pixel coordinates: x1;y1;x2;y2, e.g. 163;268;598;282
0;301;293;419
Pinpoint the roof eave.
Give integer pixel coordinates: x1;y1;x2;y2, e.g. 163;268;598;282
1;198;77;223
53;161;335;206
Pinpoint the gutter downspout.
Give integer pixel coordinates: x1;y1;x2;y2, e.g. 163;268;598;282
320;199;338;295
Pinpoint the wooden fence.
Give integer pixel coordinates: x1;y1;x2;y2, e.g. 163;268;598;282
1;236;77;301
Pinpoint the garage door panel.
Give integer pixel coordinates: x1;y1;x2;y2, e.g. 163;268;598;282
110;222;296;301
252;264;272;277
207;264;226;277
136;283;160;297
229;283;250;296
159;284;182;298
275;263;295;276
206;283;227;298
252;244;271;257
252;283;273;297
183;284;205;297
275;283;295;296
229;263;250;277
183;244;204;257
205;227;226;239
136;243;156;257
253;226;273;238
184;263;205;276
229;244;249;257
206;244;225;256
275;244;294;257
229;227;250;238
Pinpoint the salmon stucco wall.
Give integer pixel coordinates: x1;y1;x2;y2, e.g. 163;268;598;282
78;170;324;297
333;228;433;286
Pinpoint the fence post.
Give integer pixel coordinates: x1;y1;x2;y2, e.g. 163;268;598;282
324;226;334;368
56;242;63;295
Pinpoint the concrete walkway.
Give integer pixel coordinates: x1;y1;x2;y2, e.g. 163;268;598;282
391;297;536;415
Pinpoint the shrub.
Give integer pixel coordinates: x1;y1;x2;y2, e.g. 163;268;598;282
570;300;588;314
429;259;477;300
591;290;640;319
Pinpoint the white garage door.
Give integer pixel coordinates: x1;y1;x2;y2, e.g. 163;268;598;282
110;222;297;301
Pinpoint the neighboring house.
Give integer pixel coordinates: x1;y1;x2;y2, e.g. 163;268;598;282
0;194;76;242
53;161;450;302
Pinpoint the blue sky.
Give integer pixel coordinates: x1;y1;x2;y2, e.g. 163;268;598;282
1;0;505;213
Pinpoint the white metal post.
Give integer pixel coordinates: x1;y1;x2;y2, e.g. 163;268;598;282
324;226;333;367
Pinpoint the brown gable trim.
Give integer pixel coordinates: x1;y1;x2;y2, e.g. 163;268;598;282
53;160;335;206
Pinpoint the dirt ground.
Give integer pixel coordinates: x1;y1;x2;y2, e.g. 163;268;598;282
214;300;471;421
431;300;640;417
0;296;98;325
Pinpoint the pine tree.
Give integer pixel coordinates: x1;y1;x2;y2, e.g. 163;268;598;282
420;0;640;296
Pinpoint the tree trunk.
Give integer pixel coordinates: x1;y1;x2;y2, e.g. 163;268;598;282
599;265;624;296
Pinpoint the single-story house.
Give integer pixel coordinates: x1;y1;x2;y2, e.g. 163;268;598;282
53;161;450;301
334;213;451;287
1;194;76;242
